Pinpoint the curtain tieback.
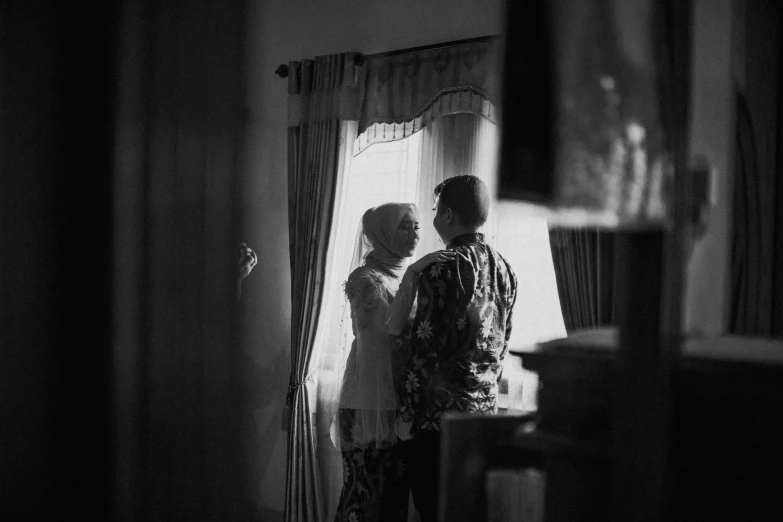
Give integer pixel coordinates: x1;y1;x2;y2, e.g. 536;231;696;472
280;369;318;431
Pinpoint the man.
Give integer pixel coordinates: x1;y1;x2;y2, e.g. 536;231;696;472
399;175;518;521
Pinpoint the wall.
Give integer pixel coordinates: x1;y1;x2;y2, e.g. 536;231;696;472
683;0;736;337
241;0;505;515
684;0;780;337
241;0;753;515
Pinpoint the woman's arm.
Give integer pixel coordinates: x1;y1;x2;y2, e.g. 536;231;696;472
384;269;418;335
385;250;456;335
348;252;455;336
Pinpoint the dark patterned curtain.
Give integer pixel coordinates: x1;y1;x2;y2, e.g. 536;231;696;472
283;53;360;522
549;227;617;332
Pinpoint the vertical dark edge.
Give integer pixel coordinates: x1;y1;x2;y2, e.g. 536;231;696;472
662;0;694;519
54;0;121;517
611;1;692;521
136;0;158;517
498;0;556;203
773;1;783;337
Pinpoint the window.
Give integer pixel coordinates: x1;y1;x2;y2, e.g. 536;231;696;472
313;116;566;518
315;132;422;388
314;115;565;416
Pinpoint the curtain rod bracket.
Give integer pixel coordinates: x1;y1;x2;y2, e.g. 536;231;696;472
275;64;289;78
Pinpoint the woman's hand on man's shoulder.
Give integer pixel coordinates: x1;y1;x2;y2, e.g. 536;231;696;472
409;250;457;275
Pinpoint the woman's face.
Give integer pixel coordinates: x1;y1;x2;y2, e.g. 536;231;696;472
393;209;420;258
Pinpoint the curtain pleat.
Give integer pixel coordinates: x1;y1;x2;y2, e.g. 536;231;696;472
571;232;581;329
581;232;589;327
730;92;776;335
574;233;585;327
285;122;340;522
549;228;616;332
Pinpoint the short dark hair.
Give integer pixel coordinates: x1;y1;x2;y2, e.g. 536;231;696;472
433;175;490;228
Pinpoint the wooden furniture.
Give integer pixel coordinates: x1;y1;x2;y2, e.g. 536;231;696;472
439;412;540;522
507;329;783;521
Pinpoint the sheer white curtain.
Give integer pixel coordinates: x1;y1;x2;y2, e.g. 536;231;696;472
312;127;422;520
415;113;498;253
417;114;566;411
312;114;567;520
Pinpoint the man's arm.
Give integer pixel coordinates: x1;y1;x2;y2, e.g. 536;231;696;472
499;269;519;383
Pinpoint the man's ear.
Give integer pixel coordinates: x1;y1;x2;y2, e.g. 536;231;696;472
444;207;453;225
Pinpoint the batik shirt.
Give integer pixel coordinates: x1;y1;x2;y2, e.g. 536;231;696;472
399;233;518;433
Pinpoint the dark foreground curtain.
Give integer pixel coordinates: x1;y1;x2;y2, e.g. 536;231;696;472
1;2;117;518
283;53;360;522
1;0;249;520
113;0;247;519
549;227;617;332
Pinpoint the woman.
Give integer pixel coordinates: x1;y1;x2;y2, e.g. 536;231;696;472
333;203;455;522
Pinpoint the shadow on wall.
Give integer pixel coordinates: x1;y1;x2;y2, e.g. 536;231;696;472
238;271;291;516
241;345;289;493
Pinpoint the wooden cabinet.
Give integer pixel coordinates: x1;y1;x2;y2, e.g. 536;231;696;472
498;330;783;521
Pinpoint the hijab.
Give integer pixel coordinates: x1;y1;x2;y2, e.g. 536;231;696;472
352;202;417;278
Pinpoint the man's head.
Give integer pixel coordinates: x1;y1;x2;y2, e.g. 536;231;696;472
432;175;490;244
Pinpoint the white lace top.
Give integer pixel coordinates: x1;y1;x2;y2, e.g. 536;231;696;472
336;263;418;448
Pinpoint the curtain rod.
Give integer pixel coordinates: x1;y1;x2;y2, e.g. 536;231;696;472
274;34;500;78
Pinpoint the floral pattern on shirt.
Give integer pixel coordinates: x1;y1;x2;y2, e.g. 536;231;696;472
399;233;518;433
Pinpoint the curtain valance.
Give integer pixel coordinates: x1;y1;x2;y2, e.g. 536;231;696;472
354;37;502;153
286;39;503;152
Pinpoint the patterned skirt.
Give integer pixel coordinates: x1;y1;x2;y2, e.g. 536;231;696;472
334;409;410;522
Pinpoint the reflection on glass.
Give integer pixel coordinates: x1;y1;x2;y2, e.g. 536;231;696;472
554;0;669;224
501;0;673;227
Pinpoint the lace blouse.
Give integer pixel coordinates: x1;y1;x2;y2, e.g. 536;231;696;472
336;263;418;449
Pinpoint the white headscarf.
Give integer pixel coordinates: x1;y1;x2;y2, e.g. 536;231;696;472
350;202;417;278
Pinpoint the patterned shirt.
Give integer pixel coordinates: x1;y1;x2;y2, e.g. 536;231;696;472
399;233;518;433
